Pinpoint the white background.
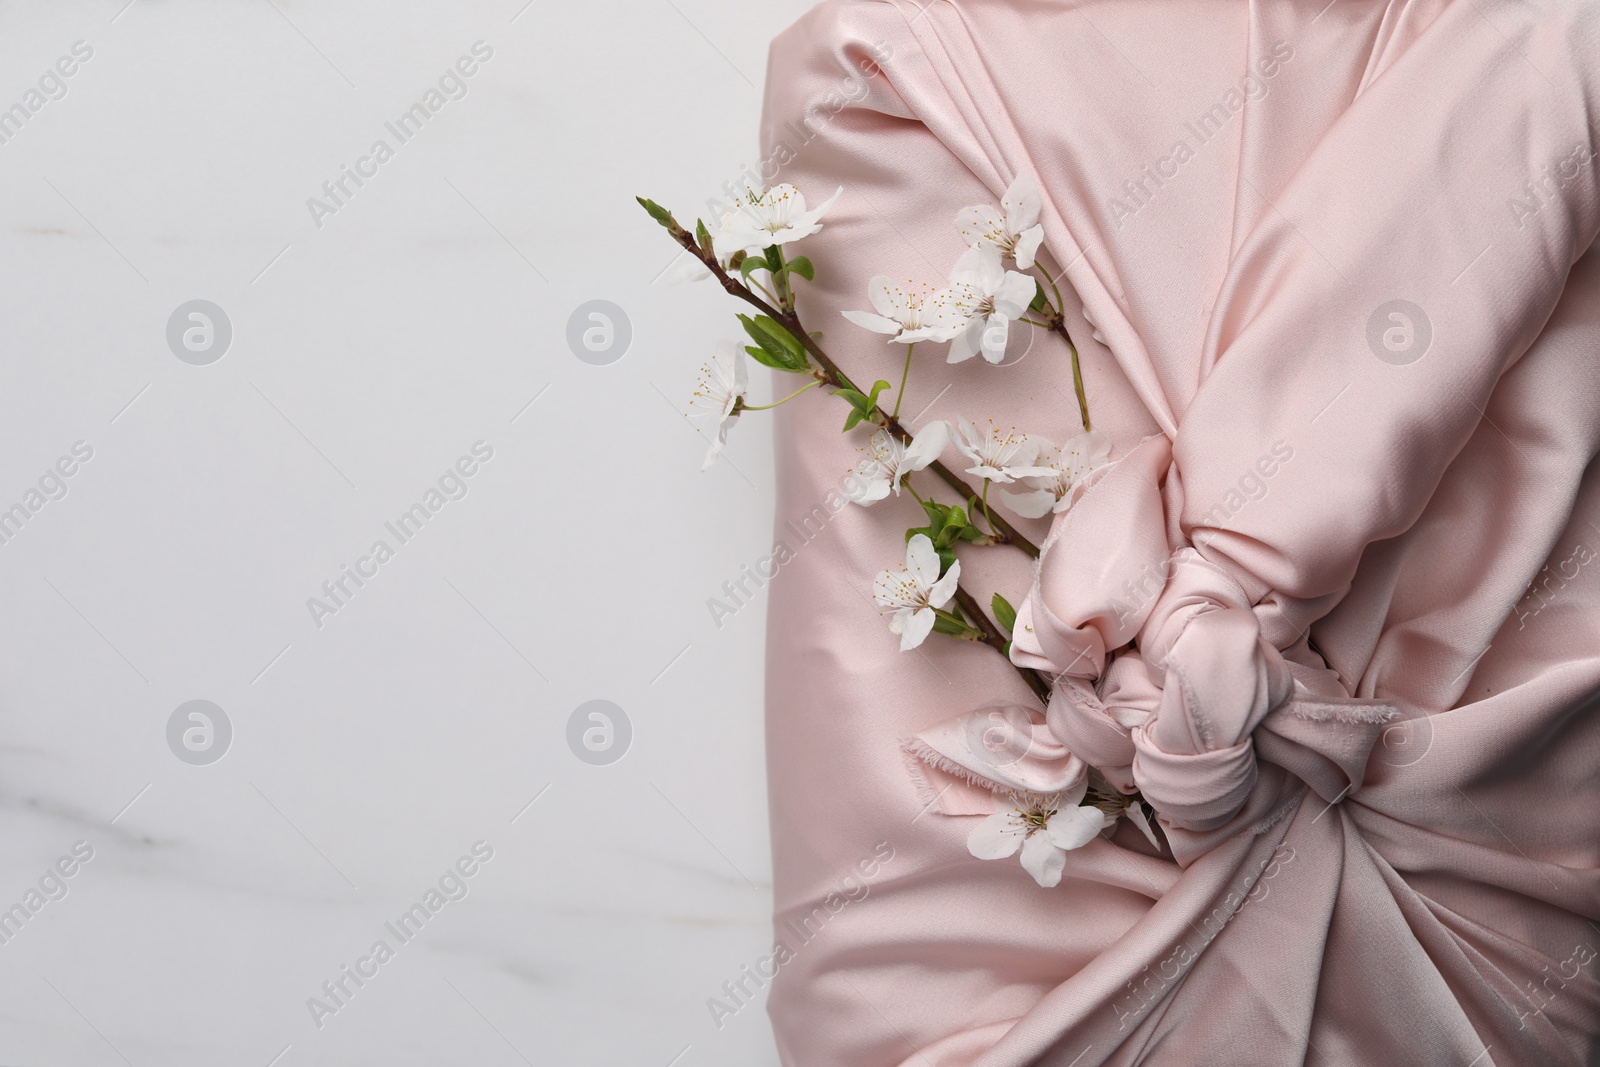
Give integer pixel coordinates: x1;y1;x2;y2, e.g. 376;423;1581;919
0;1;806;1063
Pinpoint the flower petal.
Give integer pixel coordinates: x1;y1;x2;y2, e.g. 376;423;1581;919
904;533;941;589
853;471;891;506
800;184;843;226
1066;429;1114;476
867;276;911;321
1045;806;1107;852
903;420;951;471
1125;801;1162;850
995;271;1039;319
1014;226;1045;271
900;323;961;345
1002;173;1042;232
864;427;902;465
999;488;1056;519
966;813;1022;859
952;416;985;462
899;606;936;651
1020;832;1067;887
842;309;903;336
970;463;1015;484
1062;776;1089;807
873;568;911;609
945;324;982;364
955;204;1005;249
927;558;961;610
948;245;989;285
979;317;1010;363
699;410;740;471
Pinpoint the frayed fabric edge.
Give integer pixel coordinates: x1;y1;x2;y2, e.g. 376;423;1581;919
899;733;1006;806
1251;782;1311;836
1285;698;1399;725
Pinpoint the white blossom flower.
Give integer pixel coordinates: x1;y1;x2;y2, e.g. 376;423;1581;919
953;416;1040;484
966;784;1108;887
688;341;748;470
1001;430;1113;517
850;421;952;505
873;533;961;651
956;172;1046;270
945;245;1039;364
713;183;842;261
842;278;965;345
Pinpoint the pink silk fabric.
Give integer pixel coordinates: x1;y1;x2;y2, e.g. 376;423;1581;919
758;1;1600;1064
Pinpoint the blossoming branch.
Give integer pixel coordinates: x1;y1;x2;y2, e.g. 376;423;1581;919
637;174;1160;878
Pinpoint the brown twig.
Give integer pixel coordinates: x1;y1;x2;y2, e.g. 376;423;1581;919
650;206;1053;703
664;217;1042;558
949;585;1050;703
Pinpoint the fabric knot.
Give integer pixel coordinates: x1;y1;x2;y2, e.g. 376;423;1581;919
1013;436;1399;836
1047;658;1157;795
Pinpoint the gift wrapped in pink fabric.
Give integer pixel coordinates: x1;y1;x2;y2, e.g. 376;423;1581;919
758;1;1600;1064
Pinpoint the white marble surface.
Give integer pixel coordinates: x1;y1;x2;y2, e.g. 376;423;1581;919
0;1;808;1062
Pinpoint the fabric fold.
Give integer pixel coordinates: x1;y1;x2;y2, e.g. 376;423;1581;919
758;1;1600;1063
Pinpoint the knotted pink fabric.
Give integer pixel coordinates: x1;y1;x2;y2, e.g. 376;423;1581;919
1007;432;1398;835
757;1;1600;1063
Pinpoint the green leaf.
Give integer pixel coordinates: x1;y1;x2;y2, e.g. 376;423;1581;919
637;196;676;230
931;613;968;637
991;593;1018;632
1028;281;1048;314
764;245;784;273
832;382;887;432
832;387;867;430
785;255;815;281
742;313;806;358
744;344;803;374
738;314;809;373
739;256;769;279
743;328;789;366
695;218;712;250
832;379;892;432
927;505;968;549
